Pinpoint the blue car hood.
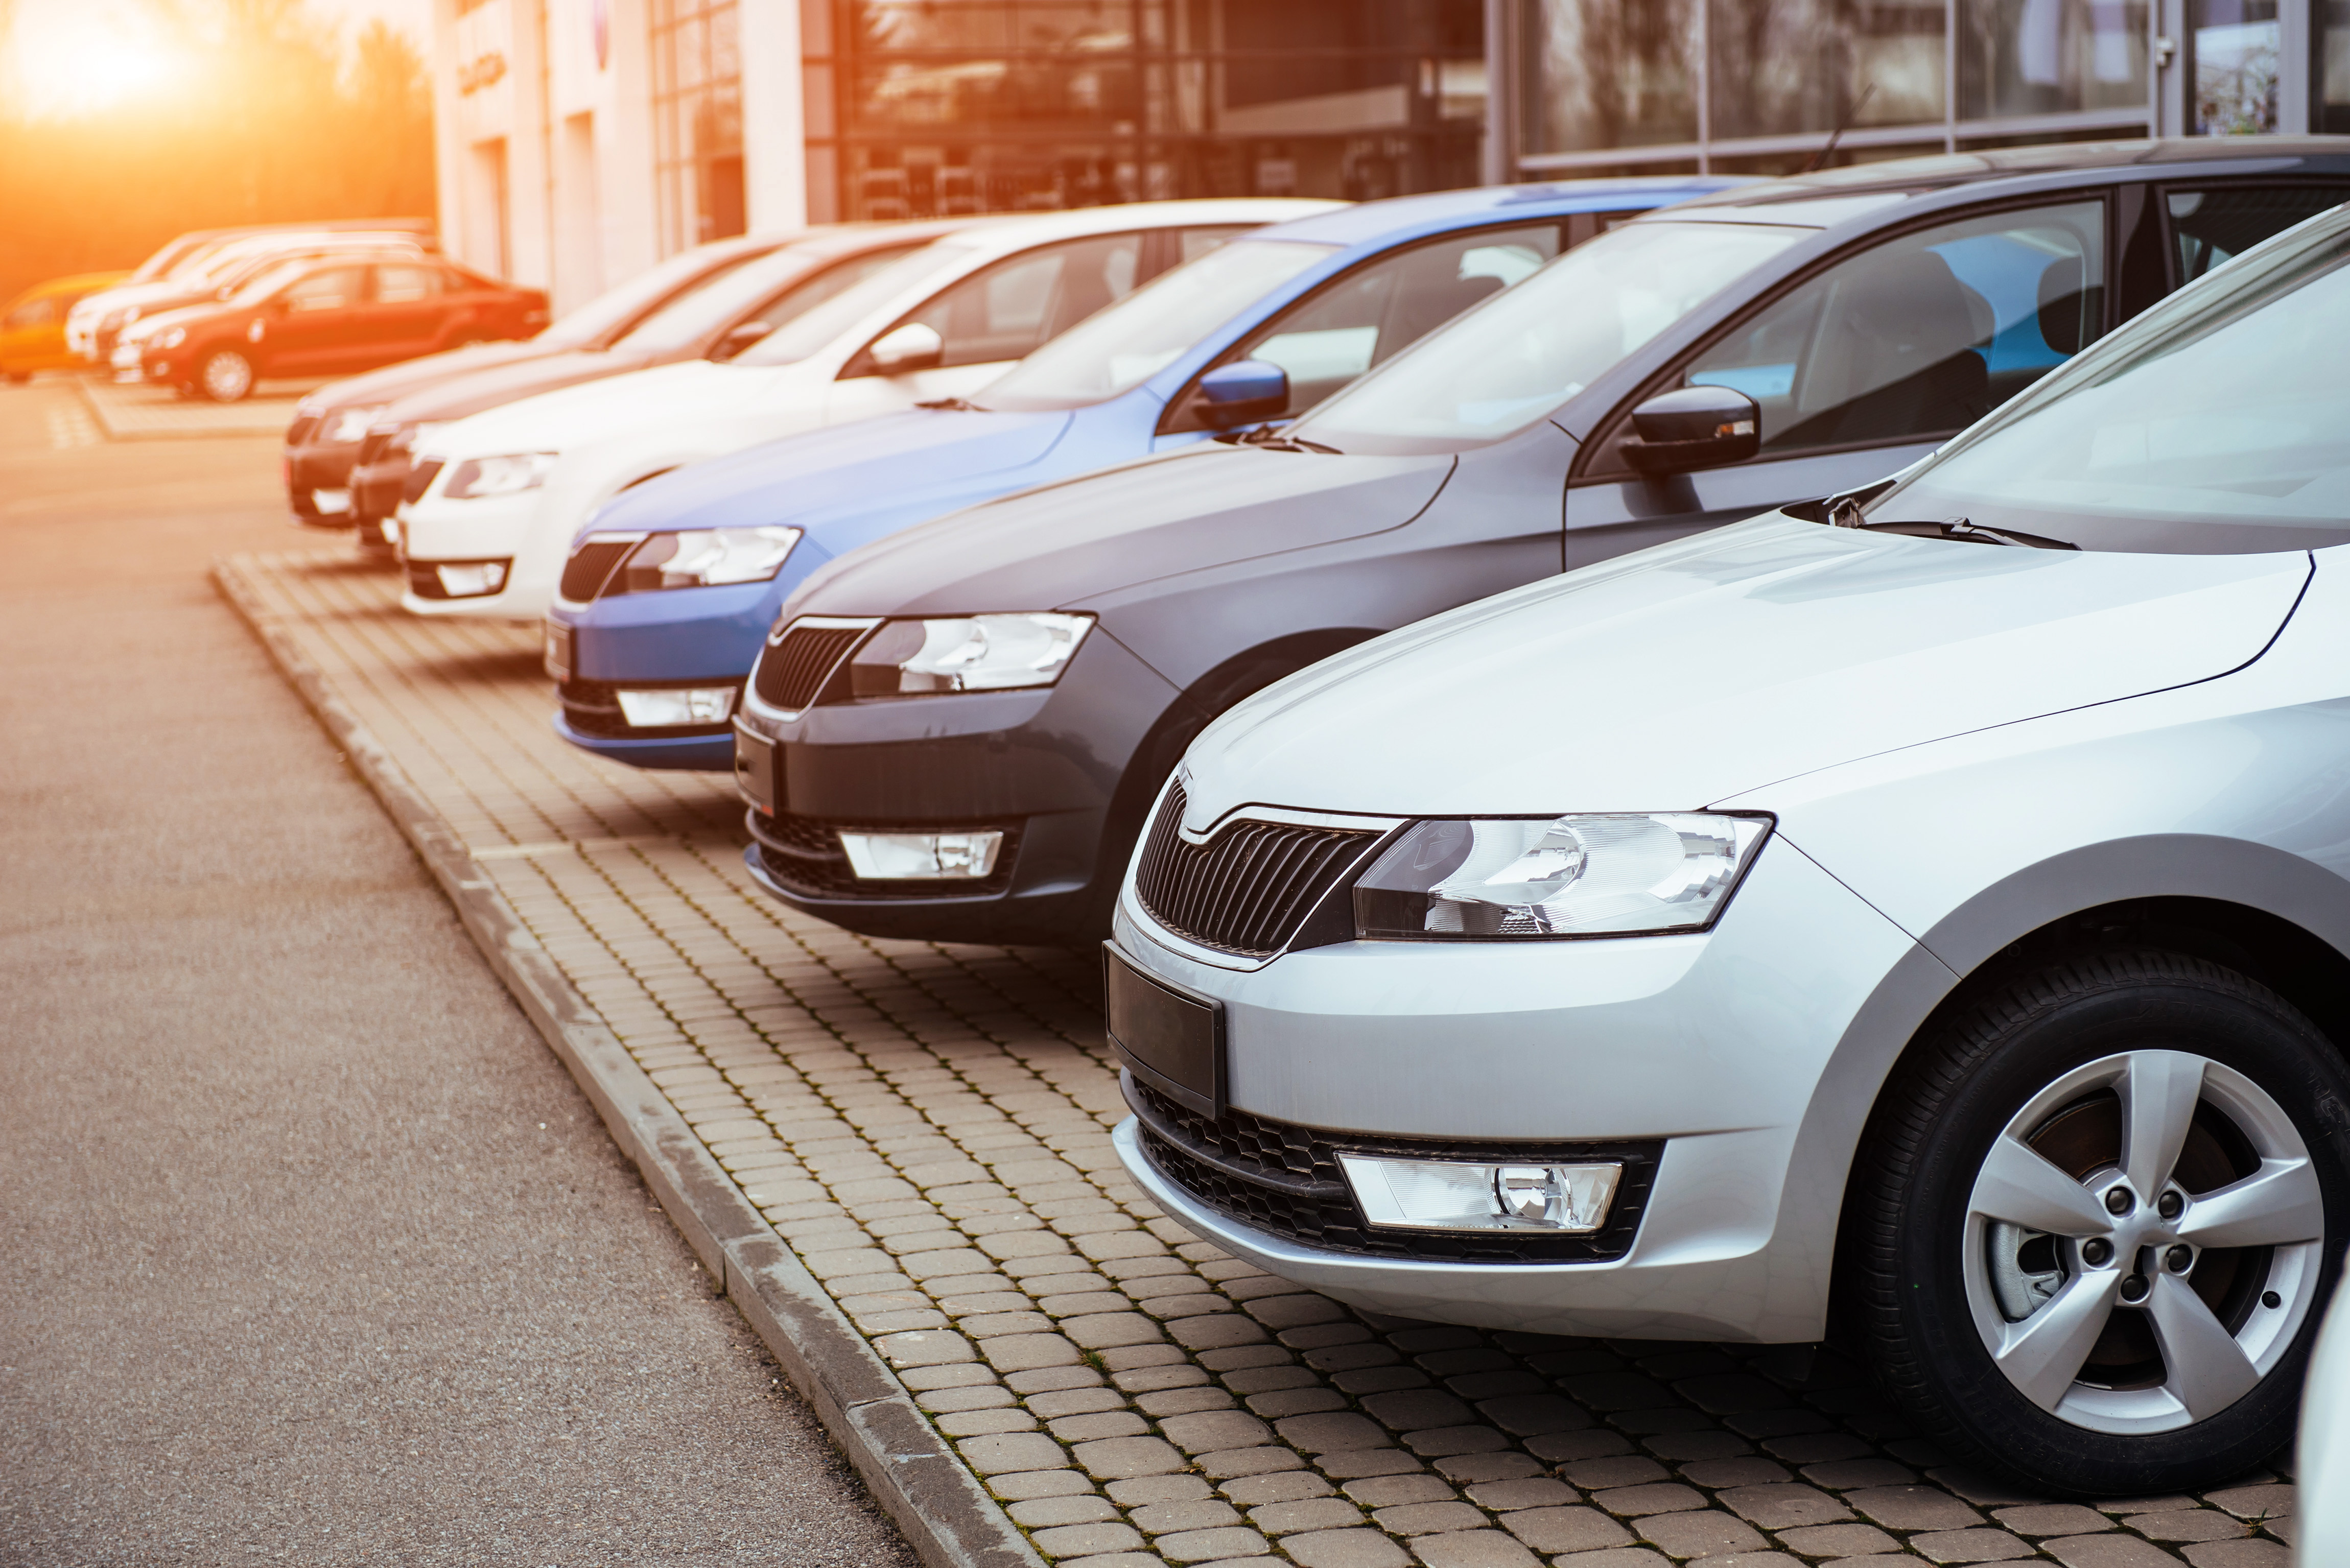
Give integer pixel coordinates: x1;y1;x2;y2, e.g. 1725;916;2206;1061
578;407;1075;547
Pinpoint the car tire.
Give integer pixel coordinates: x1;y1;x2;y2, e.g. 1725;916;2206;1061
1847;949;2347;1496
198;349;254;402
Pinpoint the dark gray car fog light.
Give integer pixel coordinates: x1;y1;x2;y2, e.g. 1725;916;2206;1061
838;829;1004;880
1339;1153;1622;1233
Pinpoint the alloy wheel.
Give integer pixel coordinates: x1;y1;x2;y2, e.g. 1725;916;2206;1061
1964;1048;2323;1435
201;350;253;402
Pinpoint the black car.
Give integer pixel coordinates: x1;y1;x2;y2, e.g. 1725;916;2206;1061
732;139;2350;946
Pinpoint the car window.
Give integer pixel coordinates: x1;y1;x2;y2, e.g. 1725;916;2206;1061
707;244;976;367
7;297;56;328
880;232;1149;371
375;265;442;304
1680;200;2105;459
2169;186;2350;284
1180;226;1254;262
1182;223;1563;427
285;267;366;313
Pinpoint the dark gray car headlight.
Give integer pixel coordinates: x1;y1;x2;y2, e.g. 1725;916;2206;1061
848;613;1093;695
1353;813;1769;938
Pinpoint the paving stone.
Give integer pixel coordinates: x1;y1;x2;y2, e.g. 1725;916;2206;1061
1373;1501;1490;1535
1408;1528;1544;1567
1008;1495;1122;1528
1251;1388;1350;1418
1108;1476;1217;1506
2043;1534;2196;1567
1138;1387;1238;1417
2178;1541;2287;1567
1997;1503;2115;1537
1564;1457;1670;1490
1800;1458;1917;1490
1251;1498;1367;1534
2204;1485;2295;1521
919;1383;1020;1413
1474;1394;1590;1437
1716;1484;1853;1529
1282;1529;1413;1568
1677;1457;1790;1489
1404;1426;1512;1458
1173;1314;1272;1351
1591;1483;1706;1518
1929;1467;2050;1508
1907;1527;2039;1562
1050;1412;1151;1441
1225;1472;1336;1507
1028;1389;1130;1419
1439;1455;1545;1487
1637;1507;1768;1559
1031;1521;1147;1557
1345;1476;1458;1508
938;1408;1041;1437
1160;1410;1276;1454
1118;1364;1212;1394
959;1432;1068;1476
1501;1506;1635;1555
877;1328;977;1367
1530;1430;1637;1464
1465;1478;1578;1511
903;1362;1002;1391
1064;1311;1168;1349
1198;1446;1308;1480
1277;1412;1393;1455
2130;1511;2249;1543
1774;1522;1902;1557
1130;1500;1246;1534
1155;1526;1273;1562
1248;1293;1351;1328
1011;1366;1107;1394
1538;1551;1669;1568
1321;1449;1429;1479
1847;1485;1984;1532
962;1310;1060;1339
1072;1435;1187;1479
983;1333;1084;1372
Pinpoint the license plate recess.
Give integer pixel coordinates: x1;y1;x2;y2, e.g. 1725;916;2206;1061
1103;942;1225;1118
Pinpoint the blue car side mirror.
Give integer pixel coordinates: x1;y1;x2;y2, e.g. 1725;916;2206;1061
1194;360;1289;429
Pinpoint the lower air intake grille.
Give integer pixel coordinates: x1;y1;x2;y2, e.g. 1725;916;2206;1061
1132;782;1374;957
559;539;634;603
752;623;866;712
1126;1075;1659;1264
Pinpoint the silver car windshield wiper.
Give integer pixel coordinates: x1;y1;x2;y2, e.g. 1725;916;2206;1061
1828;496;2076;551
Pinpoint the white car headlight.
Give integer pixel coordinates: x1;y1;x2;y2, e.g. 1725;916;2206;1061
619;527;802;591
1353;813;1770;939
443;452;557;500
847;612;1093;695
326;405;386;444
151;326;185;350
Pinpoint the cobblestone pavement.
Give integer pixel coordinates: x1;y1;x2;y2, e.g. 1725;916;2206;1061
226;547;2302;1568
78;373;319;439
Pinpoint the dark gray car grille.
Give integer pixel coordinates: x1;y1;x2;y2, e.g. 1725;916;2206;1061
1132;781;1374;957
752;624;865;712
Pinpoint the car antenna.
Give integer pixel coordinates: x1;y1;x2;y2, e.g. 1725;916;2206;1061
1802;84;1875;174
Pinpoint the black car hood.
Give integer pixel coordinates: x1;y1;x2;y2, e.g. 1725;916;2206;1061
382;348;669;423
311;340;569;413
784;441;1456;620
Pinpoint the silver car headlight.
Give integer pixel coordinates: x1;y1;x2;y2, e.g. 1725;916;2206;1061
848;613;1093;695
326;405;386;444
619;527;802;590
1353;813;1770;939
443;452;557;500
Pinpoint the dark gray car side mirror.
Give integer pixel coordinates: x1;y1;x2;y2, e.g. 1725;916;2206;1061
1622;385;1760;475
1193;359;1289;429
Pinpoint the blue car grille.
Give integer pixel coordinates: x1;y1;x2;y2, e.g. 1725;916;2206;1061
558;538;635;603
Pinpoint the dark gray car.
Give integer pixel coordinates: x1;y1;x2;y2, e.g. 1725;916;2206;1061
733;140;2350;946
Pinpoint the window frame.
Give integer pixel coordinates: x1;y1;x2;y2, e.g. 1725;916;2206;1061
2152;178;2350;295
837;230;1154;381
1569;191;2123;487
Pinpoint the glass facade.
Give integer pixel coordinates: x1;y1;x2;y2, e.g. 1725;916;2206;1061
651;0;746;250
798;0;1487;222
1513;0;2161;173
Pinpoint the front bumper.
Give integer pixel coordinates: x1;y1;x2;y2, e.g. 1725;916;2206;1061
1106;834;1930;1344
732;628;1189;944
545;583;777;772
400;487;553;619
286;441;361;527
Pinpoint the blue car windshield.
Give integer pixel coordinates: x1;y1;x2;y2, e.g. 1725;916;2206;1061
1872;206;2350;554
1290;219;1806;456
977;240;1338;412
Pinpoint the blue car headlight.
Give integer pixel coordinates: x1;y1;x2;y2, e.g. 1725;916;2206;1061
617;526;803;591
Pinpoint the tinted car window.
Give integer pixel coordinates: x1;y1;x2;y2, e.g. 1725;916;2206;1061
1684;200;2105;456
375;265;442;303
2169;185;2350;283
1209;223;1562;424
887;232;1147;370
285;267;365;312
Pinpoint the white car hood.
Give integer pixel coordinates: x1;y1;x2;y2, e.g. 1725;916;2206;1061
419;359;788;459
1183;515;2313;822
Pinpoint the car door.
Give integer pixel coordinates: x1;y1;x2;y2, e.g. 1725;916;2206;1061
262;265;371;375
364;262;447;362
825;231;1154;423
1152;219;1571;448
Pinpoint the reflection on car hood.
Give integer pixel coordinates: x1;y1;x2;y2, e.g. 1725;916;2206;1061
422;359;779;457
581;407;1073;548
311;340;559;411
786;442;1455;620
382;349;664;424
1184;514;2313;820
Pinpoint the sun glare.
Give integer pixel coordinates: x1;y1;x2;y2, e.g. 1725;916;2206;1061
4;0;177;117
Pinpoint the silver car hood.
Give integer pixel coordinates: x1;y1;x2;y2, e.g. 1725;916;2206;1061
1181;514;2313;823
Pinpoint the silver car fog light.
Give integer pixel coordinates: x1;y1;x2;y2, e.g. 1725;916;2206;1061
616;686;737;727
1340;1154;1622;1233
1355;813;1770;939
435;561;507;597
838;829;1004;881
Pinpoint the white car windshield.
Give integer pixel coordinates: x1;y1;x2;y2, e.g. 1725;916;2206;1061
729;244;979;367
613;243;920;355
1289;220;1808;455
1870;206;2350;554
539;243;769;350
977;240;1338;412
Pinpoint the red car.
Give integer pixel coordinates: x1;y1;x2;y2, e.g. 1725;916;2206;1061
131;256;548;401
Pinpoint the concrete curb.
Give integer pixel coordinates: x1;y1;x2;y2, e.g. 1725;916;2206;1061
214;555;1045;1568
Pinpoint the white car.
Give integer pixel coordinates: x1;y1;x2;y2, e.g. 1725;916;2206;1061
1106;200;2350;1496
398;200;1334;619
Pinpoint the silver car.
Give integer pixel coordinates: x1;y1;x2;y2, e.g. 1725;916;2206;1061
1108;199;2350;1495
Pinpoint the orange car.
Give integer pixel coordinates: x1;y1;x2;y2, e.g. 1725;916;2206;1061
2;271;130;382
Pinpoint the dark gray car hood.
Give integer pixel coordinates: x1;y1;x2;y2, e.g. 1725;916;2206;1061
782;442;1455;620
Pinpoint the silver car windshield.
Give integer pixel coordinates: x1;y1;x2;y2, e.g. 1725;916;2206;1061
977;240;1338;412
1870;206;2350;554
729;244;979;367
1290;220;1808;455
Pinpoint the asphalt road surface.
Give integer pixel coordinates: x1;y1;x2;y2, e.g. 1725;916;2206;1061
0;380;914;1567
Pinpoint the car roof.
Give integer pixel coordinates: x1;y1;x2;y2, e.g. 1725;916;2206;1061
1661;136;2350;222
1261;178;1742;246
917;199;1344;254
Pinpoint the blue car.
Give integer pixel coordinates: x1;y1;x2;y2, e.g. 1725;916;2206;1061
544;180;1736;769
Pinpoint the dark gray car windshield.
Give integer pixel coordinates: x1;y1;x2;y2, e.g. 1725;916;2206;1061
1869;206;2350;554
1289;219;1807;455
977;240;1336;411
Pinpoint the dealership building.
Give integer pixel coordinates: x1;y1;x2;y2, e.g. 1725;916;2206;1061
432;0;2349;308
